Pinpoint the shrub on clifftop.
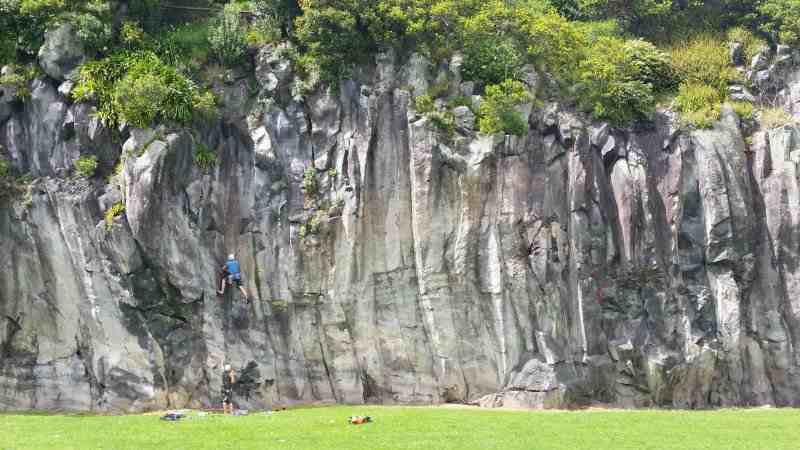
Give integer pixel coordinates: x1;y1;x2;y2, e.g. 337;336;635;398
669;35;738;97
675;82;723;128
73;51;216;128
479;79;531;136
577;37;673;125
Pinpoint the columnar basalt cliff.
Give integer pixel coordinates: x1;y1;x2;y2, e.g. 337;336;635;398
3;42;800;412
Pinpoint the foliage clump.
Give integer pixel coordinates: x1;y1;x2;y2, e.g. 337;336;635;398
208;3;249;67
670;35;739;129
0;64;39;101
675;82;723;129
0;156;12;199
726;26;767;64
303;167;319;197
75;154;98;178
413;90;457;135
0;157;9;179
149;21;214;71
194;144;217;174
479;80;530;136
669;36;738;97
105;201;125;231
758;0;800;46
758;107;798;129
3;0;798;134
73;51;215;129
577;37;674;125
0;0;156;65
731;101;755;120
414;95;435;115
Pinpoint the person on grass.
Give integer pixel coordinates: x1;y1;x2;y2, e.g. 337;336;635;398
217;254;249;302
222;364;236;414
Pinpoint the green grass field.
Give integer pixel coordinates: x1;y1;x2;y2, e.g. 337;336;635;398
2;406;798;450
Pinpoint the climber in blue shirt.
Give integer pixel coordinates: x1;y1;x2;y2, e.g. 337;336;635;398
217;254;249;302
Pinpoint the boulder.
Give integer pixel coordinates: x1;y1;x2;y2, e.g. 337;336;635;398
38;23;86;81
453;105;475;130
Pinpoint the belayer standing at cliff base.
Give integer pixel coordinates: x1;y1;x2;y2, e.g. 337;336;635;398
218;254;249;302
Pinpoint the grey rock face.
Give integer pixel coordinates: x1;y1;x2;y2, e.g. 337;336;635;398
5;53;800;413
255;44;293;97
752;51;771;71
0;69;16;126
729;85;756;103
38;24;86;81
453;106;475;130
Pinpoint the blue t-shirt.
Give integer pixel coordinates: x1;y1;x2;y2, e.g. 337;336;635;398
225;260;241;276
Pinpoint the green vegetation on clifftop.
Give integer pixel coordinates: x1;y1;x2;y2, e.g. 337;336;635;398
2;0;797;131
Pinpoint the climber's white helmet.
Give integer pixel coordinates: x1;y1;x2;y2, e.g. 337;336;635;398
224;364;231;371
228;254;235;261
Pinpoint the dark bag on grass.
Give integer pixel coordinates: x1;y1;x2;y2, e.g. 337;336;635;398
160;412;185;421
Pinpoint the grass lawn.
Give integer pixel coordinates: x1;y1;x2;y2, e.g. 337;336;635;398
2;406;799;450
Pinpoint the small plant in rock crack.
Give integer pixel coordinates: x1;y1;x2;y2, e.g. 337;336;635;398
414;94;435;114
303;167;319;197
105;202;125;231
0;64;39;101
308;210;326;234
270;299;289;312
75;155;99;178
194;143;217;174
0;157;12;200
297;210;328;241
429;111;456;135
0;157;9;179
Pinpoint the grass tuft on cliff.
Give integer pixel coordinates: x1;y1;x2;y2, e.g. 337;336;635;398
2;406;800;450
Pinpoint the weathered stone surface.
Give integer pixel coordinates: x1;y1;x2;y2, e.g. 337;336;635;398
255;43;293;98
453;106;475;130
38;23;86;81
752;51;770;71
729;85;756;103
5;52;800;413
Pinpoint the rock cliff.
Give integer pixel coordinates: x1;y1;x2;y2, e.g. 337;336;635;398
3;45;800;412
